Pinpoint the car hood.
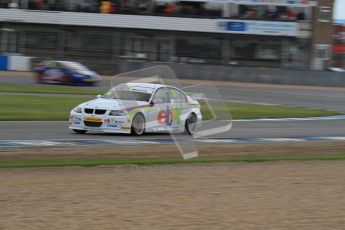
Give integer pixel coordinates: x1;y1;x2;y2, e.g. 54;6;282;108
80;98;149;110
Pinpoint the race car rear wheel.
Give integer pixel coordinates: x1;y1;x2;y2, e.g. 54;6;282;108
131;113;145;136
185;113;197;135
72;129;87;134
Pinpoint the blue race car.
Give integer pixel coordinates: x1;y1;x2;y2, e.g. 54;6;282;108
34;61;101;86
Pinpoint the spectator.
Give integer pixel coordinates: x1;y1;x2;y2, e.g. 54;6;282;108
163;3;175;15
286;8;296;20
35;0;46;10
110;3;116;14
0;0;9;8
280;7;296;20
99;0;111;13
297;11;305;20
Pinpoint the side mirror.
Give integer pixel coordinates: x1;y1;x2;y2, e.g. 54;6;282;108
149;101;155;107
96;94;101;99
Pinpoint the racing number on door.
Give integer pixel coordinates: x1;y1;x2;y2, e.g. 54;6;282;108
158;110;169;125
156;88;184;126
152;87;170;127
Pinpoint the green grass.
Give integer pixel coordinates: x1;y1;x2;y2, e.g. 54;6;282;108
1;154;345;168
0;83;102;95
0;95;340;121
0;95;86;121
201;102;340;120
0;82;341;120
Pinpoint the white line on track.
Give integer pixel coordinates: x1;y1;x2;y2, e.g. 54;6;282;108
234;115;345;122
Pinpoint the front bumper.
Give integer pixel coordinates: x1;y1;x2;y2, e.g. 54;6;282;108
69;112;132;134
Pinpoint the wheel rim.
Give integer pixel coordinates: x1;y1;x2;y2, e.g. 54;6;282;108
188;115;197;134
133;114;145;134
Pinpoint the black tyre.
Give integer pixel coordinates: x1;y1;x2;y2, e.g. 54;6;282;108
185;113;197;135
73;129;87;134
131;113;145;136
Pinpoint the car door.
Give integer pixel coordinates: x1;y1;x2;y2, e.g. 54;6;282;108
168;87;190;132
149;87;172;132
44;61;64;83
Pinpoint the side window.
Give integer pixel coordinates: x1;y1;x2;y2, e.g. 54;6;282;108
47;61;59;69
152;88;169;104
169;88;187;103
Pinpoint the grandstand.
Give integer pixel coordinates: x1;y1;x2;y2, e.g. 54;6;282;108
0;0;335;73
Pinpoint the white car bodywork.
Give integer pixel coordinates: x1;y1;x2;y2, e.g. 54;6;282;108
69;83;202;135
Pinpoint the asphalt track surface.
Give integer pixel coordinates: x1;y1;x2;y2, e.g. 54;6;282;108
1;119;345;140
1;74;345;112
0;73;345;141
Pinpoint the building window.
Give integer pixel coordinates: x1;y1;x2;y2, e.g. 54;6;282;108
256;44;280;60
176;36;221;60
232;40;281;61
315;44;330;60
119;34;150;59
319;6;332;22
80;33;112;53
233;41;256;60
25;31;58;49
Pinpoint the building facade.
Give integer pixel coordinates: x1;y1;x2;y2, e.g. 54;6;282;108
0;0;334;72
332;23;345;68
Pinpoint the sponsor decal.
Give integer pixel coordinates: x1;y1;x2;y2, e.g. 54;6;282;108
70;115;82;121
129;86;154;94
220;0;316;6
217;20;298;36
157;106;182;126
105;118;125;124
84;117;102;122
73;121;81;125
172;105;182;124
125;104;151;112
158;110;169;125
107;124;118;128
220;21;246;31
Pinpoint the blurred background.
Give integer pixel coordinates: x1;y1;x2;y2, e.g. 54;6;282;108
0;0;344;80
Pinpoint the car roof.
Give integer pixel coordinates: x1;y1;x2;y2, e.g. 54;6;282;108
44;60;79;65
57;61;80;65
118;83;167;90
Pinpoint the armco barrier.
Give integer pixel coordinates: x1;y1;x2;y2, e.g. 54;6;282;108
0;55;32;71
0;55;8;70
9;56;32;71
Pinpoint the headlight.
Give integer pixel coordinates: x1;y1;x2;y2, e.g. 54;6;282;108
109;110;126;116
73;107;82;113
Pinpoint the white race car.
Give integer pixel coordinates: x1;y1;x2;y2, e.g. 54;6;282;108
69;83;202;135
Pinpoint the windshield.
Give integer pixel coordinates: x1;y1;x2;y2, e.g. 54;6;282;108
61;62;89;71
101;85;153;102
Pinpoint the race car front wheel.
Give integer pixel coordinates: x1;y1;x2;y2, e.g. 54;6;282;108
185;113;197;135
131;113;145;136
73;129;87;134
